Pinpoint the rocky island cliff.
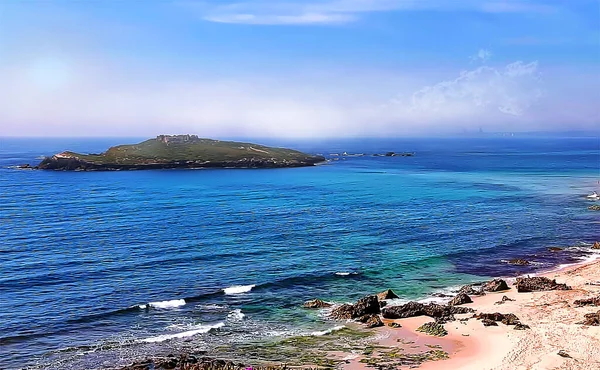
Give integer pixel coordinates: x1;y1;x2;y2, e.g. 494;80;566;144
32;135;326;171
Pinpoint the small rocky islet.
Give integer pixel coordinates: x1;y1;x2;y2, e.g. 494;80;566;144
19;135;326;171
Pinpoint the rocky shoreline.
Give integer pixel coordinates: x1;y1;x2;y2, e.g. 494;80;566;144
111;243;600;370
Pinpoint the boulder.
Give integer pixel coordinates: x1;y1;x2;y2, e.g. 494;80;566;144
515;277;571;292
593;241;600;249
377;289;399;301
589;205;600;211
514;323;530;330
579;310;600;326
303;299;332;309
448;292;473;306
381;301;473;322
507;259;530;266
357;314;384;328
501;313;520;325
458;284;485;296
574;296;600;307
474;312;521;326
388;322;402;328
330;295;380;320
482;279;510;292
557;350;572;358
481;318;498;326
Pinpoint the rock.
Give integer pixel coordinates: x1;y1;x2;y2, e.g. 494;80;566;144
557;350;572;358
385;152;395;157
376;289;399;301
120;355;248;370
593;241;600;249
579;310;600;326
330;295;380;320
515;277;571;292
458;284;485;296
474;312;521;326
589;205;600;211
514;323;530;330
381;301;473;322
481;318;498;326
416;322;448;337
573;296;600;307
448;292;473;306
388;322;402;328
303;299;332;309
17;164;32;169
482;279;510;292
548;247;563;252
379;300;387;308
358;314;384;328
507;259;530;266
501;313;521;325
495;295;516;305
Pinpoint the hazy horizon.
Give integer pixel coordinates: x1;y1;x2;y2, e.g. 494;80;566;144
1;0;598;138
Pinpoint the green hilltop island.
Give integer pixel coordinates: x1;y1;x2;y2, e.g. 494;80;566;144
31;135;326;171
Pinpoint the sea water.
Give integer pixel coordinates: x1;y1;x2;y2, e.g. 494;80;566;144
0;137;598;369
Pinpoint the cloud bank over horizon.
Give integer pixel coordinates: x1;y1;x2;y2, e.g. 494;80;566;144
0;0;598;138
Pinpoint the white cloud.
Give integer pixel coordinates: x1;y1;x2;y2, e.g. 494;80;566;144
470;49;492;63
0;50;596;138
192;0;560;25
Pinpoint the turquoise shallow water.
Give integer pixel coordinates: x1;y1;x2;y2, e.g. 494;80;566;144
0;137;599;369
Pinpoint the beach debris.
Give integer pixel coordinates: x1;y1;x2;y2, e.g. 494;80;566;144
548;247;564;252
514;323;531;330
302;299;332;309
357;314;384;328
448;292;473;306
482;279;510;292
376;289;400;301
388;322;402;328
495;295;516;305
507;259;531;266
573;296;600;307
589;205;600;211
592;241;600;249
578;310;600;326
416;322;448;337
330;295;380;320
557;350;572;358
381;301;473;323
515;277;571;293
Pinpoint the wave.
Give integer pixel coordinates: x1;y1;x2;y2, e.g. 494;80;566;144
139;299;186;309
141;322;225;343
227;309;245;321
335;272;359;276
310;325;345;336
223;285;255;295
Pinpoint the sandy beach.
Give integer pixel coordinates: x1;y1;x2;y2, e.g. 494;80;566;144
351;259;600;370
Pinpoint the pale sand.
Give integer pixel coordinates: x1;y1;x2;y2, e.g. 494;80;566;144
344;260;600;370
418;260;600;369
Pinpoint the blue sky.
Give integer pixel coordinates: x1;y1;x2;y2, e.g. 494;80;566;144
0;0;598;137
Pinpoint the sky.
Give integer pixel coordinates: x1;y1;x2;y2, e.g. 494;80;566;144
0;0;598;138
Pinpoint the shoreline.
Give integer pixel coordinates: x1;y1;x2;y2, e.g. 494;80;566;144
359;256;600;370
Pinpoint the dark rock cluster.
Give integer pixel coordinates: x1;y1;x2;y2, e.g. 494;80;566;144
515;277;571;292
573;296;600;307
302;299;332;309
330;295;380;320
119;354;276;370
381;301;473;323
579;310;600;326
473;312;528;329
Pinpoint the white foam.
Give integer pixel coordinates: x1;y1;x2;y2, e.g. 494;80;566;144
141;323;224;343
197;304;227;310
141;299;186;309
310;325;345;336
227;309;246;321
223;285;255;295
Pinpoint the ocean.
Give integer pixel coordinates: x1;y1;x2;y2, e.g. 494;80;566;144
0;136;599;369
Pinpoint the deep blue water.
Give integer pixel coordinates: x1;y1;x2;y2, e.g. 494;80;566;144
0;137;599;369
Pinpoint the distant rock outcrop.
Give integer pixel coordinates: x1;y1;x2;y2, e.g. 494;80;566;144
303;299;332;309
515;277;571;292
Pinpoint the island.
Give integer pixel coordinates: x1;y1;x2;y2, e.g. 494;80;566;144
29;135;326;171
